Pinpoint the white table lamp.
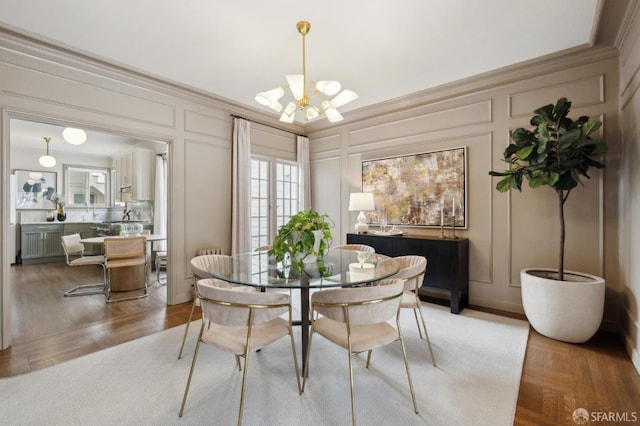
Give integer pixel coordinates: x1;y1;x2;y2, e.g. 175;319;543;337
349;192;375;234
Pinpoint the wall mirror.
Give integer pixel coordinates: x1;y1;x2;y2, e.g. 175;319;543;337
63;164;111;207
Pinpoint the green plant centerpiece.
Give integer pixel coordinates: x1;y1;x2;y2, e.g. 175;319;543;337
269;210;333;272
489;97;606;281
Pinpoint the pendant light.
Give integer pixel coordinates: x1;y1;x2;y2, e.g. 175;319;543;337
38;137;56;168
62;127;87;145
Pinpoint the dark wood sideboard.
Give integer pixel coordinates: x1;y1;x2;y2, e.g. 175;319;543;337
347;233;469;314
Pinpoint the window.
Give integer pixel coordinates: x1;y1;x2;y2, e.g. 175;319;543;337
63;165;111;207
250;157;299;252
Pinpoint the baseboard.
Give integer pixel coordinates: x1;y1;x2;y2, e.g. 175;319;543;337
468;295;525;316
623;332;640;374
621;306;640;374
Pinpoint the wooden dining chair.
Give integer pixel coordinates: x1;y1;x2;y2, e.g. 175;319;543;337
103;236;147;303
301;279;418;425
61;233;107;297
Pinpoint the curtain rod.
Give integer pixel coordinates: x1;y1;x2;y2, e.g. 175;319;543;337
231;114;305;137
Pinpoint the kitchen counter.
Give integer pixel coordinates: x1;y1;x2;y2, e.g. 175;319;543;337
21;221;103;225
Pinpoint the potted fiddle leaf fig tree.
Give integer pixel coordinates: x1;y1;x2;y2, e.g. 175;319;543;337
269;210;333;272
489;97;607;343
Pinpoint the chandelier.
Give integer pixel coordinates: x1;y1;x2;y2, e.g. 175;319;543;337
255;21;358;123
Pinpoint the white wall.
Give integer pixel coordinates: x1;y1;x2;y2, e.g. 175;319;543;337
618;1;640;372
308;48;622;321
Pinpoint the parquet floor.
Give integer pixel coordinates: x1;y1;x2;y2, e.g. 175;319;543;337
2;262;639;425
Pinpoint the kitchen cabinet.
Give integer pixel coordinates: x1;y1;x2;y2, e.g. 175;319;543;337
115;148;156;201
21;224;65;263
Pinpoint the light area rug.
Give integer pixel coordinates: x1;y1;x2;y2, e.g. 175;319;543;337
0;303;529;426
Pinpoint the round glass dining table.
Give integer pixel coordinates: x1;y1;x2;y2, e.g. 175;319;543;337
207;248;400;370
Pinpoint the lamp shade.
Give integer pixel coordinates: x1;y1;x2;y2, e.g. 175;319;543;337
255;87;285;112
315;80;341;96
330;89;359;109
39;154;56;168
285;75;304;100
349;192;375;211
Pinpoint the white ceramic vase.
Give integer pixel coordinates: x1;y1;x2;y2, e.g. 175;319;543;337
294;229;324;264
520;268;605;343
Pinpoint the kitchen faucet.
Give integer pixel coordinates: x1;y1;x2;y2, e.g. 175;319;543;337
122;208;137;221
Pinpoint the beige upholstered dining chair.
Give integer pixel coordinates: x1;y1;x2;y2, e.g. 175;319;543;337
333;243;375;253
103;236;147;303
61;233;107;297
178;252;257;359
301;279;418;425
393;255;436;366
179;278;301;424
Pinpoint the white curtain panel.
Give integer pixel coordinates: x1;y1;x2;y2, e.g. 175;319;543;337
231;118;251;255
297;135;311;210
153;154;167;252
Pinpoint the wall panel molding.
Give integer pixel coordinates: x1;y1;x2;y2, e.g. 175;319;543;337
508;74;605;118
0;61;176;129
348;100;492;146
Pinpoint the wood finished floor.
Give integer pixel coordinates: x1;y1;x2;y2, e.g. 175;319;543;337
2;262;639;425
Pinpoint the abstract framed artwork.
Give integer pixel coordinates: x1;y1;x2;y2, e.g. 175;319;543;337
15;169;57;210
362;146;467;228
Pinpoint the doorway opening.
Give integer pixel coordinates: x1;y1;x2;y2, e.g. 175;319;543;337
7;115;170;352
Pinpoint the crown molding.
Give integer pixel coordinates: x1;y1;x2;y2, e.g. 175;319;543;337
0;24;305;135
0;23;618;138
304;44;619;134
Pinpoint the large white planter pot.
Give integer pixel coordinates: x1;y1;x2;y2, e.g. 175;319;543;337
521;268;605;343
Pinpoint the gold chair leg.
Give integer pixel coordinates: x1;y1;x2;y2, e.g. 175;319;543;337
365;349;373;368
412;307;424;339
347;340;356;426
235;355;241;371
237;347;251;425
179;322;205;417
301;328;315;391
178;297;198;359
397;320;419;414
288;325;302;394
416;304;436;367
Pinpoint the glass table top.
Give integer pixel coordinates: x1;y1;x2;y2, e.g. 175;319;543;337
207;248;399;289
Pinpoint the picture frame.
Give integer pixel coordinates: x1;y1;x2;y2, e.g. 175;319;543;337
14;169;57;210
362;146;467;228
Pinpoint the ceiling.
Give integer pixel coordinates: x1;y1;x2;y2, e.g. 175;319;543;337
2;0;600;148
